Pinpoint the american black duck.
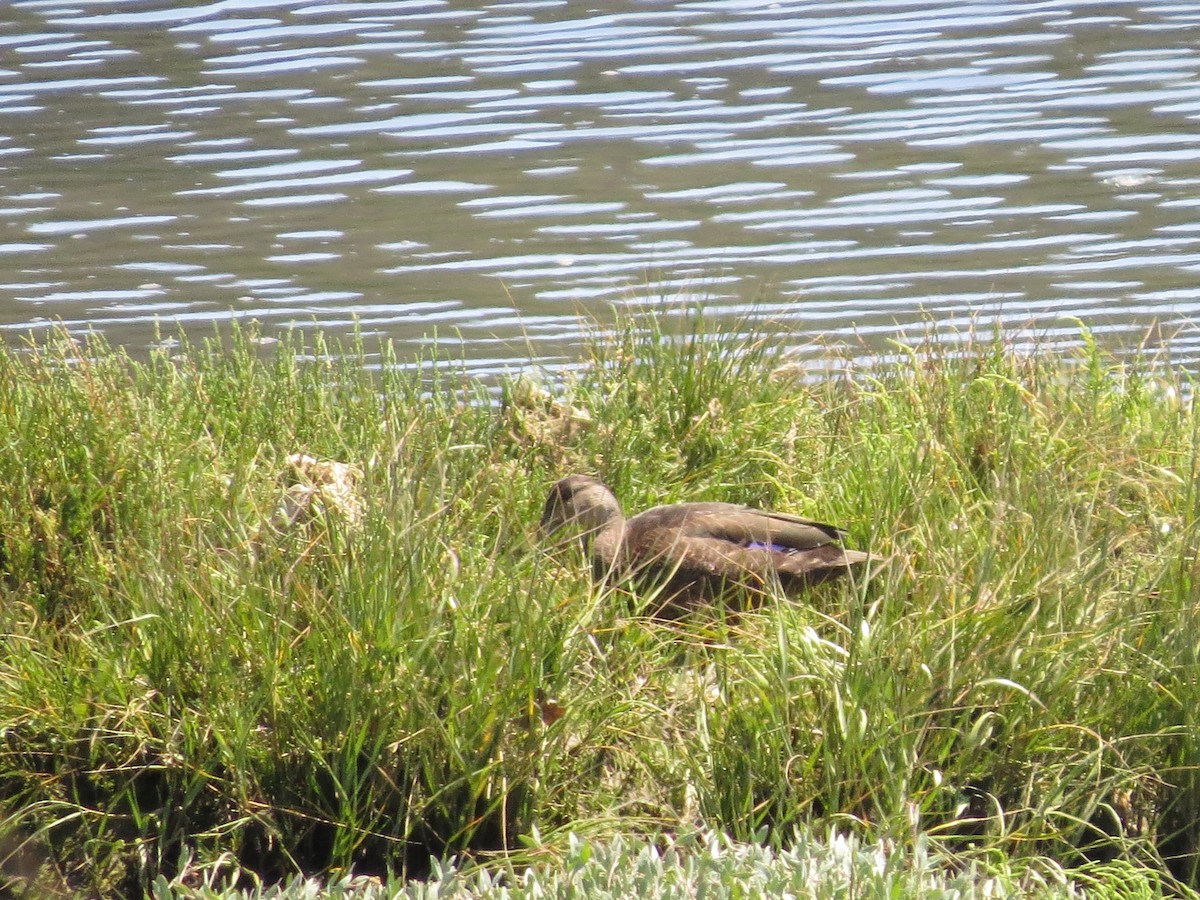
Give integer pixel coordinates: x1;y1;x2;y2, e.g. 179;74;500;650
541;474;874;615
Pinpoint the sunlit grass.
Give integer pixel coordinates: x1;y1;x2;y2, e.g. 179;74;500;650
150;828;1091;899
1;312;1198;898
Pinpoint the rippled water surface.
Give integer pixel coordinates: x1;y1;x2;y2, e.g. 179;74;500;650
4;0;1200;371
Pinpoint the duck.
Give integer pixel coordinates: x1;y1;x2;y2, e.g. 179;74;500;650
540;474;875;616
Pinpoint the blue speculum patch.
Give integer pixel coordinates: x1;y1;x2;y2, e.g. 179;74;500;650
747;541;791;553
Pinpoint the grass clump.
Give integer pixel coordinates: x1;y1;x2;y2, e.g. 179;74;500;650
0;312;1198;898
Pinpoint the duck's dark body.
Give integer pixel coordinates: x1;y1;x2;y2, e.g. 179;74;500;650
541;475;873;615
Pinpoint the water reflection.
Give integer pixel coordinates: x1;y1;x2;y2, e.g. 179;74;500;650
1;0;1199;372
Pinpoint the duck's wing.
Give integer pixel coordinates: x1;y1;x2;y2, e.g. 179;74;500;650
659;502;848;550
623;502;861;584
628;504;835;561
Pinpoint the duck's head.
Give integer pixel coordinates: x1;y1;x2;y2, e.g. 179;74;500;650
540;475;623;544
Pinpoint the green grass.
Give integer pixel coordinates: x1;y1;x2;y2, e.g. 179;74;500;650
1;312;1199;898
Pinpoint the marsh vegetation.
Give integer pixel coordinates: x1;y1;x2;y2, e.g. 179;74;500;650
0;314;1197;898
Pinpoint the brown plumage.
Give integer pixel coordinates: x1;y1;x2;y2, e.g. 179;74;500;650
540;474;874;616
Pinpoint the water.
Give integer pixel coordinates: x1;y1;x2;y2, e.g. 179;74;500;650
3;0;1200;374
